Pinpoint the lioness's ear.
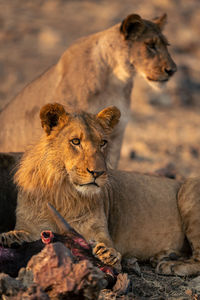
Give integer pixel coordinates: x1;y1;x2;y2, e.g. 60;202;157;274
153;13;167;31
97;106;121;131
40;103;68;135
120;14;145;40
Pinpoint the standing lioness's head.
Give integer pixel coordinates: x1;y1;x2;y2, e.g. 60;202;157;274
38;103;120;195
116;13;177;87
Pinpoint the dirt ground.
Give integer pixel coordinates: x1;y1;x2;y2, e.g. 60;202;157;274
0;0;200;299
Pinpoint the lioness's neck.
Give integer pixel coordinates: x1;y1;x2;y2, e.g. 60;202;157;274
85;24;134;114
97;24;135;81
59;24;134;109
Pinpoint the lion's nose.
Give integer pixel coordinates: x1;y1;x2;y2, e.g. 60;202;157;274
87;168;105;179
165;65;177;77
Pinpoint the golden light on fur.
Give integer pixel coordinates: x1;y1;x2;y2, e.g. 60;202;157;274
0;13;176;171
3;104;200;276
0;105;120;250
14;104;120;197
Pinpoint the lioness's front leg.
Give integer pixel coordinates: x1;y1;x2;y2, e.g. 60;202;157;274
0;230;33;247
150;249;181;268
157;178;200;276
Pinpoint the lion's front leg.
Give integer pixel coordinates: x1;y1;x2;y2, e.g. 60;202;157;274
0;230;33;247
74;210;122;271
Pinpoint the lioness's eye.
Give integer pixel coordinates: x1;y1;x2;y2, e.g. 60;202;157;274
71;138;80;145
100;140;107;148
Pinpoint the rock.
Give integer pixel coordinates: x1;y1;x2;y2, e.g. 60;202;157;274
0;272;25;297
17;267;34;289
38;27;61;53
10;285;49;300
155;163;177;179
129;150;136;160
149;92;172;107
188;275;200;293
122;257;141;277
190;146;199;158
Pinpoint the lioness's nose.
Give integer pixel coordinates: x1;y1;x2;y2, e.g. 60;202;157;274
87;168;105;179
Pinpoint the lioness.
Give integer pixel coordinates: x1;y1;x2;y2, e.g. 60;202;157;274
1;103;200;276
0;13;176;168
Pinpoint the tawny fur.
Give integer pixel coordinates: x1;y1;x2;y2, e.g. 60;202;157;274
0;13;176;168
1;103;200;276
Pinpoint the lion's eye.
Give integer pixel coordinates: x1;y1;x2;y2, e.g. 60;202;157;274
147;42;156;51
71;138;80;145
100;140;107;148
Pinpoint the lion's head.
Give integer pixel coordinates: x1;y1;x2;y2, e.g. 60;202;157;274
15;103;120;196
119;13;177;88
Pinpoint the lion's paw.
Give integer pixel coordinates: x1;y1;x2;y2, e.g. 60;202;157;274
92;242;121;271
0;230;31;248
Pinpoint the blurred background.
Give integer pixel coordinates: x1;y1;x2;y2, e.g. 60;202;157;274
0;0;200;178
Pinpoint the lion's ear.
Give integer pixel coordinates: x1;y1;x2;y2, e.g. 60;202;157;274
40;103;68;135
120;14;145;40
153;13;167;31
97;106;121;131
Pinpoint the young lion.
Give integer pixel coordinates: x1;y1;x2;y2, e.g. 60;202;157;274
0;13;176;168
1;103;200;277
